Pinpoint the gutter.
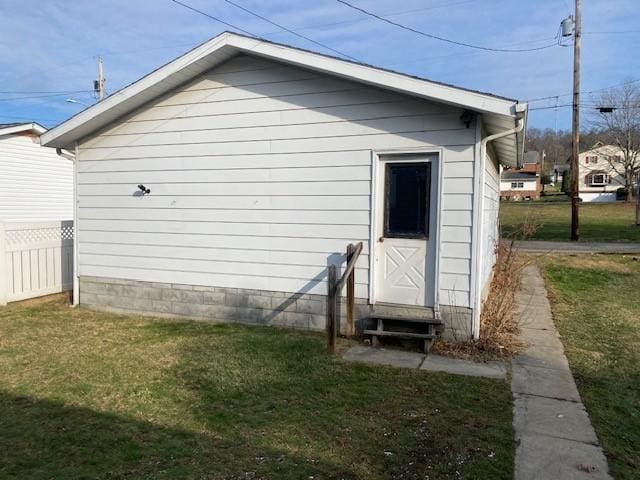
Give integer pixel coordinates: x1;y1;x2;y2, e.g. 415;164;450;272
471;117;525;339
56;147;79;307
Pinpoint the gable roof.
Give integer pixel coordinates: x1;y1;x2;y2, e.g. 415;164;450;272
0;122;46;137
574;143;635;161
40;31;527;165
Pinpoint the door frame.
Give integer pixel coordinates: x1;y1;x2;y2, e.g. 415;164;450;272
369;148;443;312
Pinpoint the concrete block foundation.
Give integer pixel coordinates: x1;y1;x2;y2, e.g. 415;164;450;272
79;276;472;340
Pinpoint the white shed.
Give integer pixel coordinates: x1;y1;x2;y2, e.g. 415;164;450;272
0;123;74;304
41;32;527;341
0;123;73;221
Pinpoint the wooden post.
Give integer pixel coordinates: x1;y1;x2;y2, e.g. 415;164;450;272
326;264;337;353
570;0;581;241
346;243;355;337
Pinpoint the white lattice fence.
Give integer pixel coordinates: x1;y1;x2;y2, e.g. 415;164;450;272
0;221;74;304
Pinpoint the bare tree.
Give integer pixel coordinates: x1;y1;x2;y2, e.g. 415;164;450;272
591;81;640;201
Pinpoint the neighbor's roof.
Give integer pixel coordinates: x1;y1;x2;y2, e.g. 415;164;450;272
523;150;541;164
41;31;527;165
0;122;46;136
502;171;538;181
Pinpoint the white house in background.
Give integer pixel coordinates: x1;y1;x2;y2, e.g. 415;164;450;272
41;32;527;341
0;123;73;220
578;143;627;202
0;123;74;305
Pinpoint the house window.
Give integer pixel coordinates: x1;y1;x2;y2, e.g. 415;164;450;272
589;174;608;186
384;162;431;238
510;182;525;189
585;156;598;164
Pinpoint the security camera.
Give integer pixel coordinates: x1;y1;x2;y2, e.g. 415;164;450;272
138;184;150;194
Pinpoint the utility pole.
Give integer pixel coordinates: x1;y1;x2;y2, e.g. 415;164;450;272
636;173;640;226
94;56;105;101
570;0;581;241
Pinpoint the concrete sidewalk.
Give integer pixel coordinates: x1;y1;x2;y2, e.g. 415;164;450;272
514;240;640;254
512;265;612;480
342;346;507;380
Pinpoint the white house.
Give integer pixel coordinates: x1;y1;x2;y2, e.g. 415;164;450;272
0;123;74;304
578;143;626;202
499;171;540;200
41;32;527;341
499;151;542;201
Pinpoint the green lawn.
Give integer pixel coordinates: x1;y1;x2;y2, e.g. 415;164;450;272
541;255;640;480
0;297;514;479
500;202;640;242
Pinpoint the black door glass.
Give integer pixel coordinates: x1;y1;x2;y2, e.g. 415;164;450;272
384;162;430;238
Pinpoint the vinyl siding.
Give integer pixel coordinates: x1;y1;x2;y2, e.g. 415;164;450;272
76;54;476;305
0;133;73;221
499;178;538;191
480;149;500;296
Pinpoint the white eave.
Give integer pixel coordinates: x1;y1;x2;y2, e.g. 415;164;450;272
41;31;526;166
0;122;47;137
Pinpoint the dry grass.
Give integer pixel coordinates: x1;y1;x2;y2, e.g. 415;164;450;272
475;240;526;357
433;213;541;361
540;255;640;479
434;240;525;361
557;255;638;273
0;297;516;479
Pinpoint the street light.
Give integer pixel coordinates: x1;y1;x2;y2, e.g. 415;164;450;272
65;98;88;107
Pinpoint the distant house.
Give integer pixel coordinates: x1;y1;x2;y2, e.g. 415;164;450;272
41;32;528;341
500;150;542;200
553;162;569;184
577;143;626;202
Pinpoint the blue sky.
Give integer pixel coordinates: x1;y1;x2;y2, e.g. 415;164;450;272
0;0;638;130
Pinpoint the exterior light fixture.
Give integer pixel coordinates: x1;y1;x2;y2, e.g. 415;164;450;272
460;110;475;128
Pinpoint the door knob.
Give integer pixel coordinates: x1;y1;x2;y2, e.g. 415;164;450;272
378;236;384;243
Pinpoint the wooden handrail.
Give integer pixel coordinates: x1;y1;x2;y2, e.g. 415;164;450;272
335;241;363;293
326;241;363;352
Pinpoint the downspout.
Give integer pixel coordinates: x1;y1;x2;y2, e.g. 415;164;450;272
56;146;79;306
471;117;524;339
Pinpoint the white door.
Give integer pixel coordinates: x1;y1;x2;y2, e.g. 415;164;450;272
374;156;436;306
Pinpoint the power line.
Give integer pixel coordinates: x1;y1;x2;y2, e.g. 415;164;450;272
261;0;479;37
529;103;637;111
584;30;640;35
170;0;359;61
0;114;65;122
0;89;91;95
335;0;560;52
384;35;561;68
526;78;640;103
222;0;360;61
169;0;257;37
0;92;93;103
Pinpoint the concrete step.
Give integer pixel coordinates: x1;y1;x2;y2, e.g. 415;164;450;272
364;314;440;353
363;329;436;340
369;303;435;320
367;314;442;325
